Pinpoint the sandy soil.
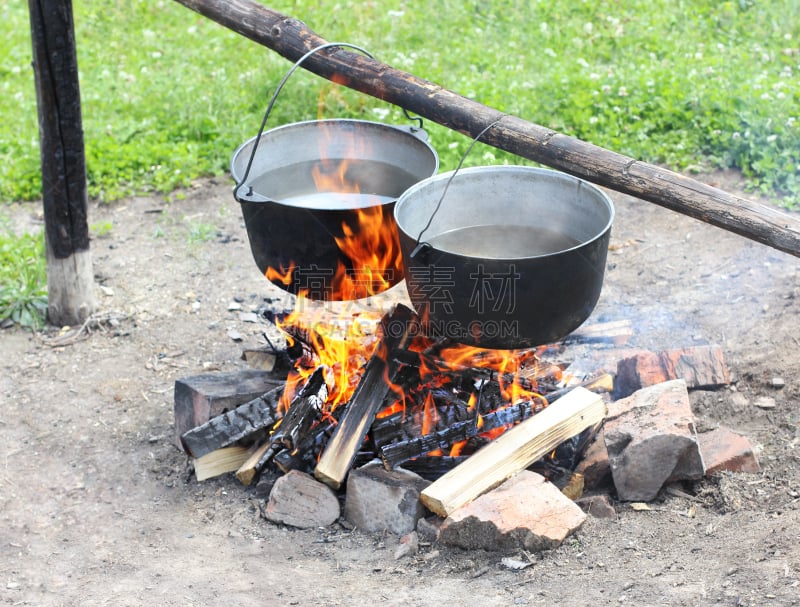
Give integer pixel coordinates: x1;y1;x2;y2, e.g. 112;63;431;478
1;171;799;606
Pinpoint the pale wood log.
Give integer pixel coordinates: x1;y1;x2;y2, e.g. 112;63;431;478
194;446;250;481
420;387;606;517
172;0;800;258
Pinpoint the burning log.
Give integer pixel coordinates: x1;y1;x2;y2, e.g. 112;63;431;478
273;367;327;451
379;397;547;469
314;304;417;489
420;387;606;517
274;420;337;474
234;366;328;484
180;385;283;458
173;0;800;258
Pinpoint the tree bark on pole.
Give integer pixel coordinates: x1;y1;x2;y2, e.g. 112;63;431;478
172;0;800;258
29;0;95;326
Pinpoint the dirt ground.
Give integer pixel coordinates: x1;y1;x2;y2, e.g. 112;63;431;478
1;170;799;607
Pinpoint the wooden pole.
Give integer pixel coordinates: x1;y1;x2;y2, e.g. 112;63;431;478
172;0;800;258
29;0;95;326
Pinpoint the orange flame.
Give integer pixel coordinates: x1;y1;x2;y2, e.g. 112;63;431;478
266;262;296;287
309;155;404;300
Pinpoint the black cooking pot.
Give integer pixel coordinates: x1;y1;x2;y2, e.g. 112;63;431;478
394;166;614;349
232;119;439;300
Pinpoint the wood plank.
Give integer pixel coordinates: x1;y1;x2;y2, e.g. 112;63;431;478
420;387;606;517
172;0;800;258
614;345;730;398
194;446;251;481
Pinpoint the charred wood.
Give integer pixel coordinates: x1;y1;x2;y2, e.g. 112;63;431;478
399;456;468;481
380;397;549;469
273;367;327;451
314;304;418;489
234;367;328;484
180;385;283;458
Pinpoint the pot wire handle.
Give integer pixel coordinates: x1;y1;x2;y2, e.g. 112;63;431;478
411;116;506;258
234;42;375;201
234;42;427;200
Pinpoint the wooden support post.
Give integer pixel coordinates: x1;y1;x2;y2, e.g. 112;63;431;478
28;0;96;325
172;0;800;258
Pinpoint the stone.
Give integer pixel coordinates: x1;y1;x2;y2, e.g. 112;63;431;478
754;396;777;409
344;463;430;535
263;470;340;528
416;517;442;543
698;426;761;475
437;471;586;552
604;379;705;501
394;531;419;560
576;494;617;519
575;428;612;489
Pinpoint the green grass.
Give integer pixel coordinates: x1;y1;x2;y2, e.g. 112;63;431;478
0;219;47;329
0;0;798;328
1;0;798;206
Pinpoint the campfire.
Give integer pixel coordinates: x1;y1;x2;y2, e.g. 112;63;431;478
173;111;759;553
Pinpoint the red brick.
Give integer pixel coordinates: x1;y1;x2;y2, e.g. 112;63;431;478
698;426;761;475
438;471;586;552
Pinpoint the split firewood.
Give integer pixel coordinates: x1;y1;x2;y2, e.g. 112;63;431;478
180;385;283;458
173;369;284;448
420;387;607;517
193;445;251;482
234;366;328;485
314;304;418;490
235;441;281;486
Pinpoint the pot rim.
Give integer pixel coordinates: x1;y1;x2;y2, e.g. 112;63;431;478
230;118;440;187
394;165;615;261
